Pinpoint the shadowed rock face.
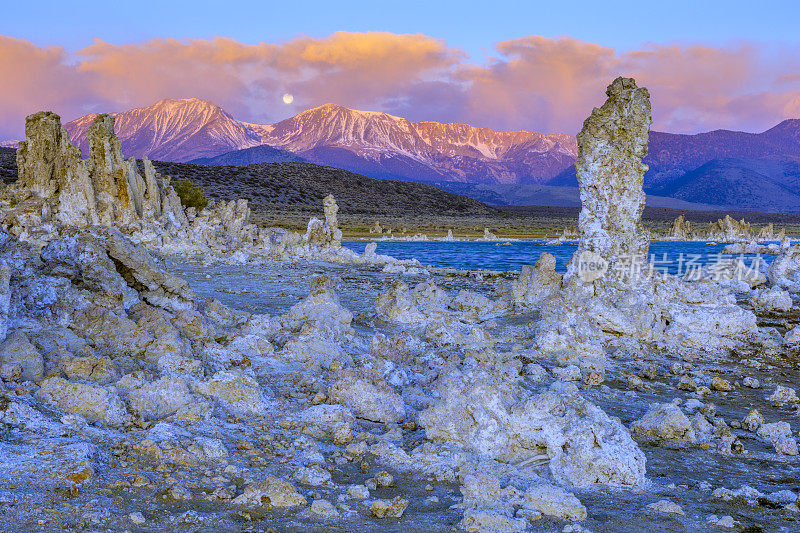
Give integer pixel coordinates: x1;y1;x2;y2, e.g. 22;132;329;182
567;77;652;284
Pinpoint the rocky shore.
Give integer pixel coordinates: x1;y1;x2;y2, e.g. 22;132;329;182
0;79;799;532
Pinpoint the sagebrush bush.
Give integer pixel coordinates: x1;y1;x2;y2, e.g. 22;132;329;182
173;178;208;209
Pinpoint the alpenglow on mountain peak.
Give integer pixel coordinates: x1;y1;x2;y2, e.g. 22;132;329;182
63;97;578;183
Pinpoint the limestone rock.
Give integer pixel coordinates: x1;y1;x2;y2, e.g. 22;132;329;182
232;476;307;508
630;402;696;446
706;215;753;242
375;280;426;324
646;500;685;516
296;404;355;441
117;375;197;421
36;377;127;425
87;114;133;225
293;464;331;486
0;262;11;342
283;275;353;338
458;474;527;532
100;230;196;311
566;77;651;282
59;351;118;384
767;385;799;406
785;325;800;346
460;511;526;533
10;112;185;232
194;370;270;417
370;496;408;518
0;331;44;382
750;287;792;313
323;194;341;237
666;215;693;240
522;485;587;521
507;253;562;310
15;112;98;227
419;372;646;487
768;248;800;293
306;498;340;519
536;78;757;360
304;194;342;246
757;421;798;455
328;368;406;424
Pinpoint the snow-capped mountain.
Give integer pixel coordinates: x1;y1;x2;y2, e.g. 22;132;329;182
65;98;262;162
254;104;577;183
64;99;578;183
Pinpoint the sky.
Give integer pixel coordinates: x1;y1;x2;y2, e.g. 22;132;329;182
1;0;800;138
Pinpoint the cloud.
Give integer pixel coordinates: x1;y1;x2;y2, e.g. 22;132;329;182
74;32;461;126
0;36;105;139
0;32;799;139
454;38;800;134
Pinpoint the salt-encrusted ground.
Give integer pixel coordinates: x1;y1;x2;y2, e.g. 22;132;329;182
170;258;800;532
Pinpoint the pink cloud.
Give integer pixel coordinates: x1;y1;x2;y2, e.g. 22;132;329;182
0;33;799;139
0;36;106;139
455;38;800;134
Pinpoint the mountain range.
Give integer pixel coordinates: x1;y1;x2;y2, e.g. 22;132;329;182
61;99;578;184
8;97;800;212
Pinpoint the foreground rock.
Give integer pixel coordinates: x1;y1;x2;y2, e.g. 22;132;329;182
419;371;646;487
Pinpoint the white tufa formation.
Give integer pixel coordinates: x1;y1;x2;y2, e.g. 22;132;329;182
566;77;651;287
531;77;758;358
15;112;185;230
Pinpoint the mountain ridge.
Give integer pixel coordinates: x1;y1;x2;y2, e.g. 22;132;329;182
52;97;800;211
65;98;263;162
63;99;579;182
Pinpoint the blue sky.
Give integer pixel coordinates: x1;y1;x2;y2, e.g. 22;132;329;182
5;0;798;59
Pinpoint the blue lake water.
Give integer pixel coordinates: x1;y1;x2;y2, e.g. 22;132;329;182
343;240;775;275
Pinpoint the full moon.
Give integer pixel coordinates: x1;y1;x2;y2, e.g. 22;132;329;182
282;93;294;104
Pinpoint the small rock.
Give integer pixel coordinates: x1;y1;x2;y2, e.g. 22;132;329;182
767;385;799;406
293;465;331;486
370;496;408;518
645;499;685;516
710;377;733;392
677;376;697;391
347;484;370;500
552;365;581;382
308;498;339;519
374;470;394;487
627;375;644;390
232;476;307;508
742;409;763;432
706;514;738;529
742;376;760;388
0;362;22;382
523;485;586;521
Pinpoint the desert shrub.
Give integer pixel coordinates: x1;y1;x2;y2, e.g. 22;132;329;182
173;178;208;209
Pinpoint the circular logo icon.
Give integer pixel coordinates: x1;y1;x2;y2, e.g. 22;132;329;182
576;250;608;282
